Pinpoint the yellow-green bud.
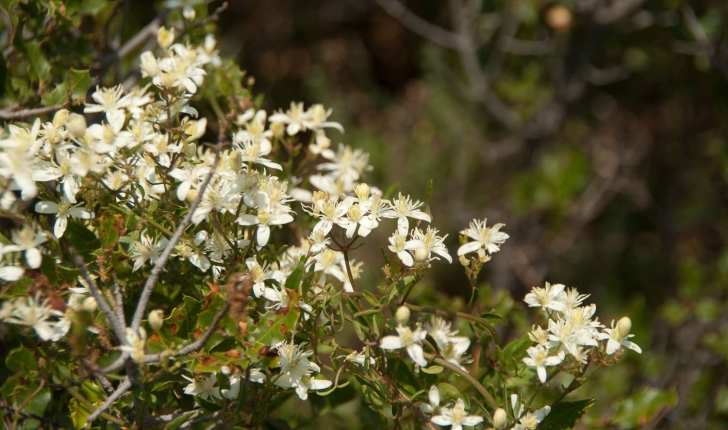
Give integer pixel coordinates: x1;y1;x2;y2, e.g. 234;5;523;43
492;407;507;428
81;296;98;312
395;306;410;325
414;247;429;263
459;255;469;266
157;26;175;50
270;122;285;139
66;113;87;139
140;51;159;77
149;309;165;331
52;109;69;128
617;316;632;338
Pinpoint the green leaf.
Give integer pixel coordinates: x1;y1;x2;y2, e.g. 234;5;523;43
536;398;595;430
420;365;444;374
168;295;203;340
164;411;198;430
502;335;532;363
284;258;305;291
248;297;300;359
65;220;101;263
6;347;38;372
22;39;52;81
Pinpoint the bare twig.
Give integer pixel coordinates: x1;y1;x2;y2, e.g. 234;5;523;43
130;149;222;332
683;5;728;81
373;0;463;50
70;248;127;343
0;105;64;121
86;377;132;425
112;273;126;327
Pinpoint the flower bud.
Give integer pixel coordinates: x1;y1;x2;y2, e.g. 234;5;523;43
354;183;370;202
395;306;410;325
229;151;242;172
545;4;572;32
617;316;632;338
140;51;159;77
492;407;507;428
66;113;87;139
459;255;469;266
149;309;165;331
157;26;175;50
414;247;429;263
52;109;69;128
81;296;98;312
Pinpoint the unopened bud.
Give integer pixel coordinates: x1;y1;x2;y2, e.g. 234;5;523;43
459;255;469;266
229;151;242;172
354;183;370;201
617;316;632;338
545;4;572;33
52;109;69;128
414;247;429;263
395;306;410;325
66;113;87;139
81;296;98;312
140;51;159;77
149;309;165;331
492;407;507;428
157;26;175;50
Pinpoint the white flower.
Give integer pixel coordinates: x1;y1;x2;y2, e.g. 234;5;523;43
380;325;428;367
387;231;423;267
269;102;310;136
182;372;221;400
383;193;431;236
524;282;567;313
274;341;332;400
511;394;551;430
2;295;65;341
130;230;169;271
522;345;565;383
431;398;483;430
420;385;440;414
457;219;509;257
120;327;147;364
340;349;375;367
35;197;94;238
233;136;282;171
237;209;294;247
84;85;130;119
246;257;285;297
599;317;642;355
410;227;452;264
3;224;47;268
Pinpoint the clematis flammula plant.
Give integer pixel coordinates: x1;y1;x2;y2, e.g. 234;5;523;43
457;218;509;258
522;345;565;383
380;324;428;367
182;372;221;401
34;196;94;238
431;398;484;430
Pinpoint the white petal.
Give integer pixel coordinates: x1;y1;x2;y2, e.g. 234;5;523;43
25;248;42;269
380;336;403;350
457;242;482;256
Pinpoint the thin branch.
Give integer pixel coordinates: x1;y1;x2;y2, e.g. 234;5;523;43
143;302;231;363
373;0;463;50
0;105;64;121
112;273;126;327
683;5;728;81
101;352;130;374
130;148;222;332
70;248;127;343
86;377;132;425
96;15;163;68
430;356;499;409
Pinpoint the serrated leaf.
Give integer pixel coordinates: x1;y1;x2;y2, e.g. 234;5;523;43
6;347;38;372
536;398;596;430
23;39;52;81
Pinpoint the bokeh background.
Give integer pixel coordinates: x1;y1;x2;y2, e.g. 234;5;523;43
214;1;728;428
2;0;728;428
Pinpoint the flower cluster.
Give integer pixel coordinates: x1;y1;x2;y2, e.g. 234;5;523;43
523;282;641;383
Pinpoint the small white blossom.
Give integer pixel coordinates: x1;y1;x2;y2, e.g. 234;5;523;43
457;218;509;257
380;325;428;367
